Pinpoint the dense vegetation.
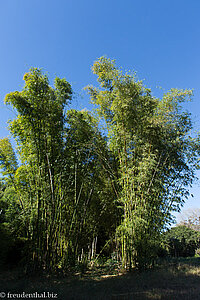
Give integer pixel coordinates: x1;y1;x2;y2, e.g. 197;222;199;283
0;57;200;272
162;225;200;258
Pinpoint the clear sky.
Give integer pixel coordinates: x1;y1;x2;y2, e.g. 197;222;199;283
0;0;200;219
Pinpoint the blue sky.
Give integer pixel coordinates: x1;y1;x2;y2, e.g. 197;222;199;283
0;0;200;218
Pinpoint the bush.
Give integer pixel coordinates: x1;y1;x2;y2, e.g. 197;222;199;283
0;223;26;267
163;225;200;258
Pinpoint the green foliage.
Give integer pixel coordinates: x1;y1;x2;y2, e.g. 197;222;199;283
0;138;18;176
1;61;199;272
2;68;74;270
1;68;117;271
163;225;200;257
86;56;200;269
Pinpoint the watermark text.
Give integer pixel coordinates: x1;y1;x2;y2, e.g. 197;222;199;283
0;291;58;299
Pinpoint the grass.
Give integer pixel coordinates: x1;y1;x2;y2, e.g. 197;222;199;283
0;257;200;299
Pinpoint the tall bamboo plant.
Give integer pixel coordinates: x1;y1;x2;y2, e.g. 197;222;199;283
3;69;72;270
87;56;200;269
0;68;118;270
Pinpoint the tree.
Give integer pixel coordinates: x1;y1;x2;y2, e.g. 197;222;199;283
1;68;118;271
60;109;118;265
163;225;200;257
2;68;72;270
1;61;199;272
86;56;200;269
178;208;200;231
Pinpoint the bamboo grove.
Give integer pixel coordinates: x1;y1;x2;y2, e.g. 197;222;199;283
0;58;200;271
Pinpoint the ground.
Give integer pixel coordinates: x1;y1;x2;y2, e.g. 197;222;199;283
0;258;200;300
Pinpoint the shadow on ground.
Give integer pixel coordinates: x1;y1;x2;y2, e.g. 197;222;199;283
0;258;200;299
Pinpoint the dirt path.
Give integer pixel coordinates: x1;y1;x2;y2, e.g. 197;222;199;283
0;259;200;299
